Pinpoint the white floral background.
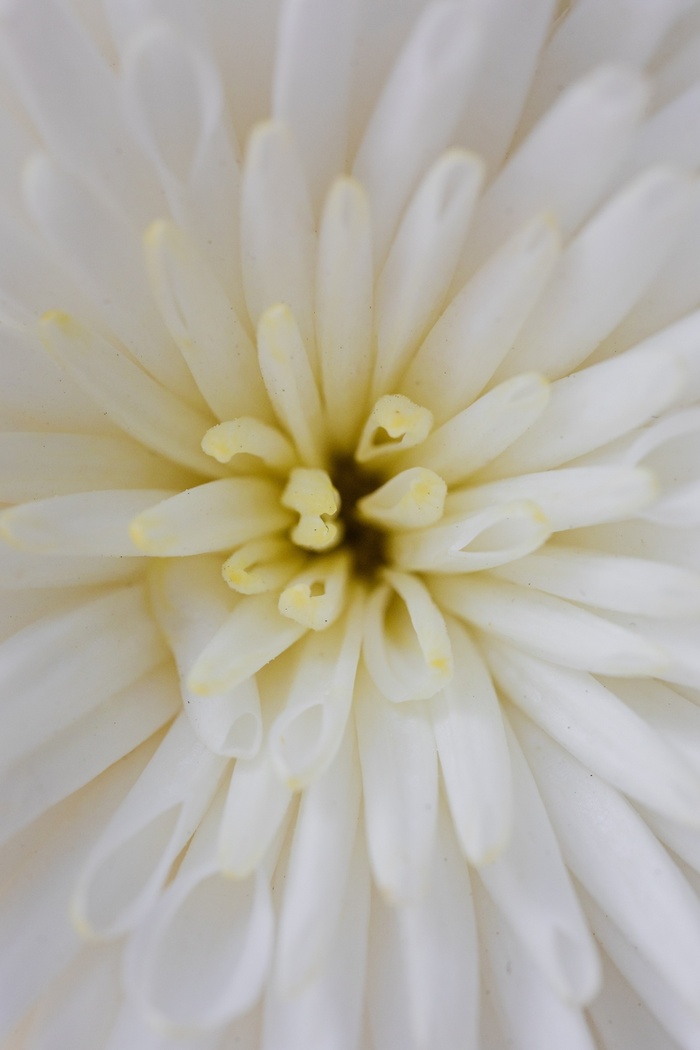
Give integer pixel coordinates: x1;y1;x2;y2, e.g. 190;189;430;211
1;0;700;1048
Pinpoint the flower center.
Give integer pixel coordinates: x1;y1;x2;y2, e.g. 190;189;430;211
326;454;389;582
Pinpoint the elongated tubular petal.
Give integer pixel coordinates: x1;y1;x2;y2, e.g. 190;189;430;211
0;752;150;1041
399;372;550;483
257;303;326;466
606;677;700;782
458;65;647;277
241;122;316;364
145;221;273;424
433;576;667;677
218;661;294;877
367;804;478;1050
447;465;658;531
430;619;512;865
355;394;433;466
474;879;599;1050
275;720;361;994
124;791;278;1033
39;312;221;477
187;591;307;697
371;149;484;399
0;489;176;556
494;546;700;617
522;0;685;130
0;0;163;225
485;347;683;478
71;715;227;939
269;592;364;789
603;614;700;690
0;584;168;772
273;0;359;207
0;432;190;503
222;538;305;596
479;720;601;1004
24;153;198;407
0;665;177;847
316;177;374;450
392;501;551;574
129;478;290;557
363;572;453;702
202;418;296;474
355;666;437;904
281;467;341;552
488;644;700;826
263;826;371;1050
583;893;700;1050
357;468;447;530
514;711;700;1015
148;557;263;759
504;166;697;379
278;551;350;631
353;2;482;263
401;213;560;423
123;22;244;306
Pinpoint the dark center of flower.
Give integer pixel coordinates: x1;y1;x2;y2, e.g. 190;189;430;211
329;454;389;583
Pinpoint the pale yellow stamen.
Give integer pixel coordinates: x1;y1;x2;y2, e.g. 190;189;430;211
357;467;447;530
202;417;297;473
278;551;351;630
355;394;433;463
222;537;306;594
282;467;342;551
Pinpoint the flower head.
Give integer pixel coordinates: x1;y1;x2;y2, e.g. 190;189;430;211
2;0;700;1047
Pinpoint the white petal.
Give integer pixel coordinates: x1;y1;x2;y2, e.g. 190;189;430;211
125;789;278;1033
72;715;227;938
433;575;667;676
371;149;484;397
0;489;175;556
263;826;371;1050
487;644;700;825
430;619;512;865
24;153;197;404
494;546;700;617
399;372;551;484
40;312;220;477
274;720;361;994
0;0;162;224
257;303;326;466
0;664;176;846
268;593;364;788
353;1;483;263
187;591;307;698
0;543;142;590
459;65;647;277
505;166;696;378
315;177;374;450
148;557;263;759
478;719;600;1004
0;584;167;772
129;478;290;557
354;666;437;904
363;572;452;703
367;804;478;1050
485;346;683;477
401;213;560;422
272;0;359;207
392;501;551;575
0;432;188;503
515;710;700;1015
447;464;658;531
241;121;316;362
475;878;598;1050
28;945;122;1050
145;220;272;423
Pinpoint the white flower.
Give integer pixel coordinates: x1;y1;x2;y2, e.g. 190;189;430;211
1;0;700;1047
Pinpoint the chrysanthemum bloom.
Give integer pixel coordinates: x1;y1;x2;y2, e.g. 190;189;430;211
2;0;700;1047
